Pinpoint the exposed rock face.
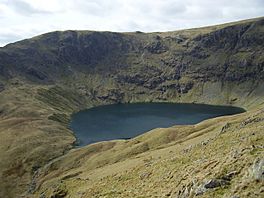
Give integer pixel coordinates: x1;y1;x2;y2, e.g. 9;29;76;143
25;68;48;81
145;40;168;54
178;173;235;198
204;179;230;189
97;89;124;103
191;21;264;82
194;23;251;49
0;18;263;88
249;158;264;182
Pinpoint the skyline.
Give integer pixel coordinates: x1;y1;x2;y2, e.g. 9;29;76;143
0;0;263;46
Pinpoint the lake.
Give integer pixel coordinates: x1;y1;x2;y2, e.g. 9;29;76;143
70;103;245;146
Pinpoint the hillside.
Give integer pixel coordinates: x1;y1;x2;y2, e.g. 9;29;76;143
0;17;263;198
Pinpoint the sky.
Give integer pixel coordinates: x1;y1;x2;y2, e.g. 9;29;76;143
0;0;263;46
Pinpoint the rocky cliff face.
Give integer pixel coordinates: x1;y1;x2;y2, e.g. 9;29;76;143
0;17;263;198
0;18;263;105
1;17;263;84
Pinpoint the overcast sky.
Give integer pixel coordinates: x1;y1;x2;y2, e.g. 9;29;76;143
0;0;263;46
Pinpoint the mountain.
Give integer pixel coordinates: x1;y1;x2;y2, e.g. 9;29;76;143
0;17;263;198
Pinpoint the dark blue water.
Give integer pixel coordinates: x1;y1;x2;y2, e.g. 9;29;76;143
70;103;245;146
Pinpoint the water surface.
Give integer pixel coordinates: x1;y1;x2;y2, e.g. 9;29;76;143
70;103;245;146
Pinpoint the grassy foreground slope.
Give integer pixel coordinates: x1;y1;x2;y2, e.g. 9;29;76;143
0;17;263;197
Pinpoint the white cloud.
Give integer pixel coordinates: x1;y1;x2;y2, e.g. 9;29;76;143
0;0;263;46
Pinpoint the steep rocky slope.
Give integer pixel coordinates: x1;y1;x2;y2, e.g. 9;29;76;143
0;17;263;198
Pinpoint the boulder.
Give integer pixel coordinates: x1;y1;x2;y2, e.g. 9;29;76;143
204;179;229;189
249;158;264;181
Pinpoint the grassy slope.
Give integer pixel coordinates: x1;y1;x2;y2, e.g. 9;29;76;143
0;17;263;198
35;108;264;198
